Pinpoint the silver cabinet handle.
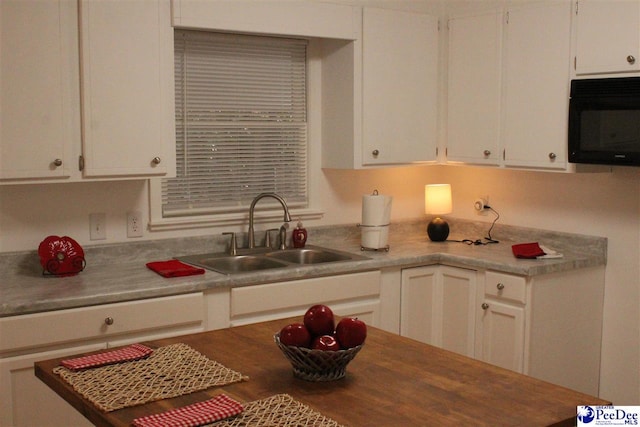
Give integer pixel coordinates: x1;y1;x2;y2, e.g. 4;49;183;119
372;150;379;156
627;55;636;65
481;303;490;310
104;317;114;325
548;152;557;160
53;158;63;167
152;157;162;165
483;150;491;156
497;283;505;290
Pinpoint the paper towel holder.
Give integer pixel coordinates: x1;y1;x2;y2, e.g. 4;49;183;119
358;189;391;252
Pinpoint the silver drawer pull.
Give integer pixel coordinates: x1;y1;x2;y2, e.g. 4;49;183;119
104;317;114;325
627;55;636;65
496;283;505;290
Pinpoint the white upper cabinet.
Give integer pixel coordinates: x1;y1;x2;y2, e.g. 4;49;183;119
323;7;439;169
80;0;175;178
0;0;81;181
1;0;175;183
447;9;502;166
361;8;439;166
575;0;640;75
502;2;571;169
446;1;572;171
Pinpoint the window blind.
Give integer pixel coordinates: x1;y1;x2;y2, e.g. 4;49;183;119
163;30;308;217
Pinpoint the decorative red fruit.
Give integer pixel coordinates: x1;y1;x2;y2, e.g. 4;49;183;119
303;304;335;336
279;323;311;348
311;334;341;351
335;317;367;349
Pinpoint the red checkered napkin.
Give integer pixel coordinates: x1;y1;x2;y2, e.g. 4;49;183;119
132;394;243;427
60;344;153;371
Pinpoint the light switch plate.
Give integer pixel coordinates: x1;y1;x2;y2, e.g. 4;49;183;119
89;213;106;240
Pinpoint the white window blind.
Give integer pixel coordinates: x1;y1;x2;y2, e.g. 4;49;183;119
163;30;308;217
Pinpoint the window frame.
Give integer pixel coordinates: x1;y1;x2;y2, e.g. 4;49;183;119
149;35;324;232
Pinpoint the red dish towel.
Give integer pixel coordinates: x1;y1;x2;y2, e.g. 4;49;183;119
146;260;205;278
132;394;243;427
511;242;546;259
61;344;153;371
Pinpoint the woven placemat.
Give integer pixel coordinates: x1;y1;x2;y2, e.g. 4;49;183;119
53;343;248;412
210;394;345;427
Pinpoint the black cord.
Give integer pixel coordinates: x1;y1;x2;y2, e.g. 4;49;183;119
449;206;500;245
484;206;500;244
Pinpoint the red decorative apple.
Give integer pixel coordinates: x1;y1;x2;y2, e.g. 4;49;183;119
279;323;311;348
335;317;367;349
311;334;341;351
303;304;335;336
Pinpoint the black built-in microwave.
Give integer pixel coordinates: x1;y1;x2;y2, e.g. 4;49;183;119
569;77;640;166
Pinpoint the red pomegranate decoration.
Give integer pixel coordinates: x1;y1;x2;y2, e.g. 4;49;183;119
38;236;85;276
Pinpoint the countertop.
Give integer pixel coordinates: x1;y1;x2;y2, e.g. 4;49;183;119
1;218;607;317
35;317;611;427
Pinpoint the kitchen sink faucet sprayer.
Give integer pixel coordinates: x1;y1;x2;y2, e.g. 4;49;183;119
248;193;292;248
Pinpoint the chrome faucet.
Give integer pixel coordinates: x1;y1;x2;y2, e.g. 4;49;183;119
248;193;292;248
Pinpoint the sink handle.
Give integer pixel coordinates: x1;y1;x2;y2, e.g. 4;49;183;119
279;222;290;250
222;232;237;256
264;228;278;248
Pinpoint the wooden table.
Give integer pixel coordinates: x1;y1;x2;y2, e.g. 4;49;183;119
35;318;610;426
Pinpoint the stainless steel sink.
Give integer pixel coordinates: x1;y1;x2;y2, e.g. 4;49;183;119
264;248;351;264
177;245;368;275
189;255;289;274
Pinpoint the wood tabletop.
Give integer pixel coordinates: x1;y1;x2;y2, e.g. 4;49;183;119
35;318;610;427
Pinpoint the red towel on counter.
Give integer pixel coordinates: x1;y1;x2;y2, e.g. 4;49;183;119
146;260;205;278
61;344;153;371
132;394;243;427
511;242;545;259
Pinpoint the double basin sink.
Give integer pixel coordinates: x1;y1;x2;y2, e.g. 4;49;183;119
177;245;370;275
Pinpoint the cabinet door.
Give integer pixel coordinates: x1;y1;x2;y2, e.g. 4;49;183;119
575;0;640;75
0;344;103;427
478;299;525;373
447;10;502;166
80;0;175;177
0;0;80;180
502;2;571;170
401;266;477;357
362;8;438;165
229;271;381;326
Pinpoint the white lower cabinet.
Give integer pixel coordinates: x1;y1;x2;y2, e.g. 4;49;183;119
401;265;605;396
401;265;477;357
0;293;204;427
228;271;381;327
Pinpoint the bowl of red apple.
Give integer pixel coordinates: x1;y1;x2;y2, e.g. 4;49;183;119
274;304;367;381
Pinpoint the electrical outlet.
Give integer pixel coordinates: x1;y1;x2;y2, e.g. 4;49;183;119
89;213;107;240
474;197;489;214
127;211;144;238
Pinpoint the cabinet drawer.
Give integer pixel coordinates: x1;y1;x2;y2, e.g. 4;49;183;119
484;271;526;304
0;293;204;353
231;271;380;318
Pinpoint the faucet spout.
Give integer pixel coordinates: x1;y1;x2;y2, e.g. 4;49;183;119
248;193;292;248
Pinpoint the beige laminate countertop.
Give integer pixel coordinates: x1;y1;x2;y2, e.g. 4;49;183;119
1;219;606;317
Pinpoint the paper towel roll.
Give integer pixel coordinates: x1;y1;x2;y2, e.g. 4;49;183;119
361;225;389;249
362;194;392;226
